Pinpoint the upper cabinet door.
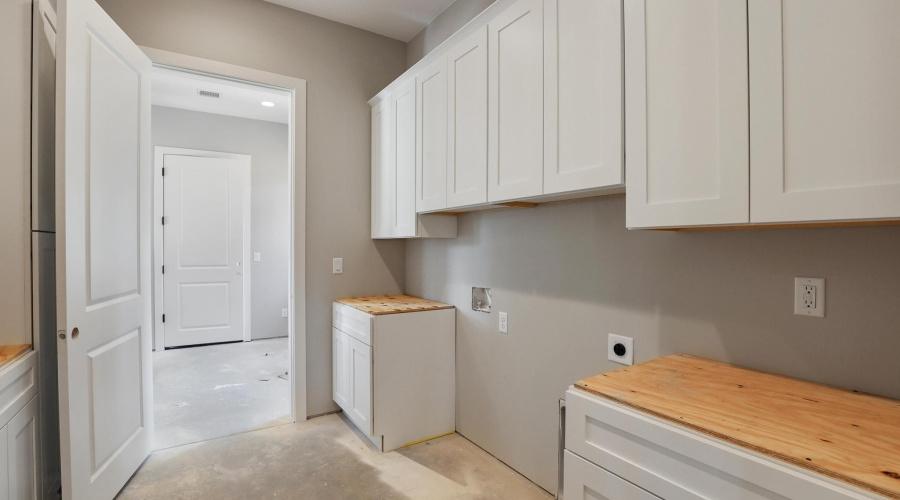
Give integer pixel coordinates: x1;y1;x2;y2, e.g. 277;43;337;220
371;98;394;238
446;27;489;209
625;0;750;228
488;0;545;203
544;0;623;195
392;80;418;237
416;58;449;213
749;0;900;223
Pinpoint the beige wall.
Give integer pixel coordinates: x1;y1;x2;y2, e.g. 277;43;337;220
406;0;495;67
407;197;900;493
96;0;409;416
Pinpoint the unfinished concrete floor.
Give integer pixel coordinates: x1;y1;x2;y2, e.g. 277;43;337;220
153;338;291;450
118;413;552;500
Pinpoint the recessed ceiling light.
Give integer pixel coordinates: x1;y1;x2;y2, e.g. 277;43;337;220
261;101;275;107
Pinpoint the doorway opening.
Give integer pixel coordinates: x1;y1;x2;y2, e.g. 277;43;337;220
150;65;295;450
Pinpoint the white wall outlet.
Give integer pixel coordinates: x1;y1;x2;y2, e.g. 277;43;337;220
332;258;343;274
498;312;508;334
281;308;288;318
253;252;261;262
608;334;634;366
795;277;825;317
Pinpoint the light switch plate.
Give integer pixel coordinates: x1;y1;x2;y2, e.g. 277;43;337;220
795;277;825;317
608;334;634;366
332;258;343;274
254;252;261;262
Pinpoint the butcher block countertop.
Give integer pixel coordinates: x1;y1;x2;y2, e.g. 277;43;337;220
336;295;453;316
0;345;30;370
575;354;900;499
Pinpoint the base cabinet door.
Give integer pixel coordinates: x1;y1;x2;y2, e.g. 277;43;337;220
7;397;38;500
625;0;749;228
564;451;661;500
332;328;350;410
347;336;373;435
749;0;900;223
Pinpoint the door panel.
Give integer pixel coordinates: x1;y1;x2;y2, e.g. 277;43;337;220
447;27;489;208
488;0;545;202
750;0;900;222
163;155;248;348
416;58;448;212
392;80;417;237
57;0;153;497
332;328;349;410
8;397;39;500
625;0;749;228
544;0;624;194
371;99;394;238
347;336;372;435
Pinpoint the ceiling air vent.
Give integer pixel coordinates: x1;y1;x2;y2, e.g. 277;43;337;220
197;90;220;98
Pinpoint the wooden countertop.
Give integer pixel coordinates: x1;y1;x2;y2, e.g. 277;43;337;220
0;345;30;369
575;354;900;499
336;295;454;316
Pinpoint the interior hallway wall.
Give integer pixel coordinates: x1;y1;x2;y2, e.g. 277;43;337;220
406;0;495;68
406;197;900;493
152;105;291;341
97;0;409;416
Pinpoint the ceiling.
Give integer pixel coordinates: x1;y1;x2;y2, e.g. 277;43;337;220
151;67;291;124
262;0;458;41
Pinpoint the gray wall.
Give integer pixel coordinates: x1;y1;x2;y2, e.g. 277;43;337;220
406;0;496;67
407;197;900;493
152;105;291;341
97;0;409;416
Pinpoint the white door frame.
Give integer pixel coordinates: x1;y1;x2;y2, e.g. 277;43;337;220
154;148;252;347
143;47;308;422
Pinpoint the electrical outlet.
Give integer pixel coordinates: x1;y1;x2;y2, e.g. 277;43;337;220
281;308;288;318
498;312;508;334
608;334;634;366
794;277;825;317
332;258;343;274
254;252;261;262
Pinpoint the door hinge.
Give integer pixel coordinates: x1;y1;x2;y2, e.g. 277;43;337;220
162;265;165;274
161;216;165;225
162;314;166;323
161;167;165;176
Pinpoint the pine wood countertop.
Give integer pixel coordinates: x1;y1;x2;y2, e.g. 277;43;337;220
0;345;30;369
575;354;900;499
336;295;454;316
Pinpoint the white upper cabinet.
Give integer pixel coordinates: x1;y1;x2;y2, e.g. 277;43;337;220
371;98;394;238
488;0;545;202
544;0;623;195
416;58;449;212
749;0;900;224
625;0;750;229
392;80;418;237
446;27;489;209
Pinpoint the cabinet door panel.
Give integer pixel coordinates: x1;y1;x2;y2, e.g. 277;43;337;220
625;0;749;228
371;99;394;238
544;0;623;194
8;397;37;500
447;27;489;208
488;0;545;202
392;80;418;237
564;451;661;500
417;58;448;212
332;328;350;411
750;0;900;223
347;336;373;435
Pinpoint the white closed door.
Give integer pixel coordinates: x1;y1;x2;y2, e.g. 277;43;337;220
749;0;900;223
416;58;448;213
392;80;418;237
544;0;624;194
56;0;154;497
488;0;545;202
332;328;350;410
625;0;749;228
347;336;372;435
163;155;249;348
447;27;489;208
371;98;394;238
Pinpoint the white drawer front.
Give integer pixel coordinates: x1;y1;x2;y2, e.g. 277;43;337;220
565;450;661;500
565;389;876;500
333;302;372;346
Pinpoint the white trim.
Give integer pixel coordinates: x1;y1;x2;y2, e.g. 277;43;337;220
142;47;308;422
153;148;252;347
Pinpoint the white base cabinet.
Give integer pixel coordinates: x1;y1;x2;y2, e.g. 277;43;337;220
564;388;881;500
332;302;455;452
0;353;40;500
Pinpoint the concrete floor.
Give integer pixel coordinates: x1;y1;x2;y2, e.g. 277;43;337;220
153;338;291;450
118;413;552;500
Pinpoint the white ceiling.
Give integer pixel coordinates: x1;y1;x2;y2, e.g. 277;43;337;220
263;0;458;41
151;67;291;124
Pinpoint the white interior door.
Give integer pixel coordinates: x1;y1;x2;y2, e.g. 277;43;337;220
56;0;153;498
163;155;249;348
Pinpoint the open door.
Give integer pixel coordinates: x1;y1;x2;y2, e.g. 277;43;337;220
56;0;153;498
